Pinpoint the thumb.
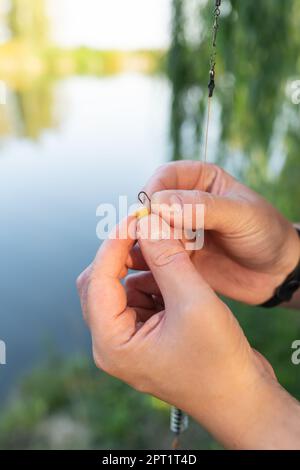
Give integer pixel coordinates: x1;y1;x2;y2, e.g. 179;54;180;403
137;214;211;305
151;189;244;233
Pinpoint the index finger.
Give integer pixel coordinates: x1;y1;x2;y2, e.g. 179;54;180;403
143;161;225;197
92;216;137;280
87;217;137;342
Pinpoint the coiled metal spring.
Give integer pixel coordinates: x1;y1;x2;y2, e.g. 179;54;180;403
170;407;189;449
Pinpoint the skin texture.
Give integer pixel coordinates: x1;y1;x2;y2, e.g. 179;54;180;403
77;162;300;449
129;161;300;306
77;215;300;449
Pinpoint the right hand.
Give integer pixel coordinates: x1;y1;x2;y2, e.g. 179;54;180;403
130;161;300;305
78;215;300;450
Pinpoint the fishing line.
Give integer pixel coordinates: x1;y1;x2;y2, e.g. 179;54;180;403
202;0;222;188
135;1;223;450
203;96;212;165
170;0;222;449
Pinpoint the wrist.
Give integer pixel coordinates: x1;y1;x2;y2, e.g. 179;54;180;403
273;225;300;284
280;225;300;277
203;373;281;449
260;226;300;308
234;378;300;450
183;363;300;449
217;377;300;449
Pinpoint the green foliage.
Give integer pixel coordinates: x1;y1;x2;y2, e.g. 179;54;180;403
8;0;49;46
168;0;300;449
168;0;300;176
0;357;216;450
0;0;165;141
1;0;300;451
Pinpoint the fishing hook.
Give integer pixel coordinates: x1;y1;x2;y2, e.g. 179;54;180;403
138;191;151;209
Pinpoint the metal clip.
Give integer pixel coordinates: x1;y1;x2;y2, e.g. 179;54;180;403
136;191;151;220
138;191;151;208
208;69;215;98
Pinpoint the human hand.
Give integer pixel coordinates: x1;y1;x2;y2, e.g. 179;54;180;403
135;161;300;305
77;215;300;449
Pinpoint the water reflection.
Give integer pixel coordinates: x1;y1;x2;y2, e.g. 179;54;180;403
0;73;170;398
0;77;57;141
1;0;300;428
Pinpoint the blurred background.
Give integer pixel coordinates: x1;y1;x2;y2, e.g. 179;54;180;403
0;0;299;450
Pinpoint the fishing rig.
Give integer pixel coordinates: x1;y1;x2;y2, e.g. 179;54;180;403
171;1;222;446
136;0;223;450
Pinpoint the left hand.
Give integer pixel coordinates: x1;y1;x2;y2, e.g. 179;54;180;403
76;215;292;450
130;161;300;305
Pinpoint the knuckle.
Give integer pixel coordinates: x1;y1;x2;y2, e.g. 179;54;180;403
124;274;137;290
207;162;223;176
152;244;188;268
148;164;168;186
93;343;127;377
93;350;107;372
76;273;84;292
151;161;180;182
93;345;151;394
155;162;171;175
205;163;226;187
208;162;222;173
76;266;92;294
93;349;116;375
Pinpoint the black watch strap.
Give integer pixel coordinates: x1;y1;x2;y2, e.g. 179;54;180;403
260;228;300;308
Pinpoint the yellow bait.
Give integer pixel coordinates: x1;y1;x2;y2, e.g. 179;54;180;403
135;207;150;220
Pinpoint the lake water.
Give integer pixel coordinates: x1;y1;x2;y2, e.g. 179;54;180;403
0;73;171;400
